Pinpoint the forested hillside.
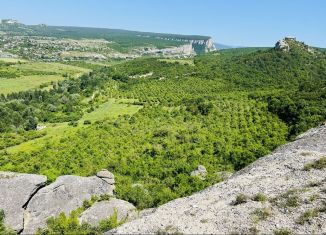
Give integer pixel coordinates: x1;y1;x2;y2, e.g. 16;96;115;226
0;39;325;210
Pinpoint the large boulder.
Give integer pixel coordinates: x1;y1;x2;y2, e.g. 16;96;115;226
79;198;137;225
22;174;115;234
0;171;47;232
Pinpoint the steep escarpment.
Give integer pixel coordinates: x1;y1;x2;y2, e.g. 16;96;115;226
111;124;326;234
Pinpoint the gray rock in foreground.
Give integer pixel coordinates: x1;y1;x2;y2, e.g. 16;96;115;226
22;174;115;234
79;198;137;225
0;172;47;232
111;124;326;234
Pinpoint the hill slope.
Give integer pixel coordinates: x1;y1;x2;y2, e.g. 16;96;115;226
111;124;326;234
0;20;216;60
0;38;325;213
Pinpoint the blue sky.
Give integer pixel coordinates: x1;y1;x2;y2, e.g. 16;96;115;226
1;0;325;47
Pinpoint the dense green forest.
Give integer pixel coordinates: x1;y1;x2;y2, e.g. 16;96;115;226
0;40;325;210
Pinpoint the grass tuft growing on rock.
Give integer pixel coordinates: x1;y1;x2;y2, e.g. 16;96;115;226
253;193;267;202
274;228;292;235
234;194;249;205
285;195;300;208
0;209;17;235
297;209;319;225
252;208;271;221
306;181;323;188
156;225;183;235
304;157;326;170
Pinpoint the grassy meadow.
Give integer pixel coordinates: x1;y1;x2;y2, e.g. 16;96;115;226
0;61;90;95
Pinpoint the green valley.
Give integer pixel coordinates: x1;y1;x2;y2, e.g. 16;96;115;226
1;37;325;211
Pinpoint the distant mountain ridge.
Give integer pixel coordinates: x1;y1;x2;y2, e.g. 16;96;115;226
0;19;215;55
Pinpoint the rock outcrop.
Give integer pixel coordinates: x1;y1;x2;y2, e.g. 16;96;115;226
275;38;290;52
22;173;115;234
111;124;326;234
79;199;137;225
0;170;116;234
0;172;47;233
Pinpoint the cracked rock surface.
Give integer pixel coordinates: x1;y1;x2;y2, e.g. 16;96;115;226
22;174;115;234
0;172;47;233
0;170;115;234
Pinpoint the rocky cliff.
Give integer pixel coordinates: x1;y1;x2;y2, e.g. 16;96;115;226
154;36;216;54
111;124;326;234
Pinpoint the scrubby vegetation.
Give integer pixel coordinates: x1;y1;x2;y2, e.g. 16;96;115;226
0;210;15;235
252;207;271;221
297;209;319;225
0;40;325;210
274;228;292;235
253;193;268;202
234;194;249;205
37;195;122;235
304;157;326;170
37;209;120;235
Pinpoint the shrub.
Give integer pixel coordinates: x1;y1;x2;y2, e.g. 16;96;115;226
68;121;78;127
37;209;122;235
98;210;121;232
83;120;92;125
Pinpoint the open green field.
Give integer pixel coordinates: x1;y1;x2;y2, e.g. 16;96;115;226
6;98;142;154
12;62;91;78
0;74;65;95
0;62;91;94
0;58;27;63
82;98;142;122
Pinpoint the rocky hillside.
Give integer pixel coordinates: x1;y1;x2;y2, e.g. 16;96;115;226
110;124;326;234
1;124;325;234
